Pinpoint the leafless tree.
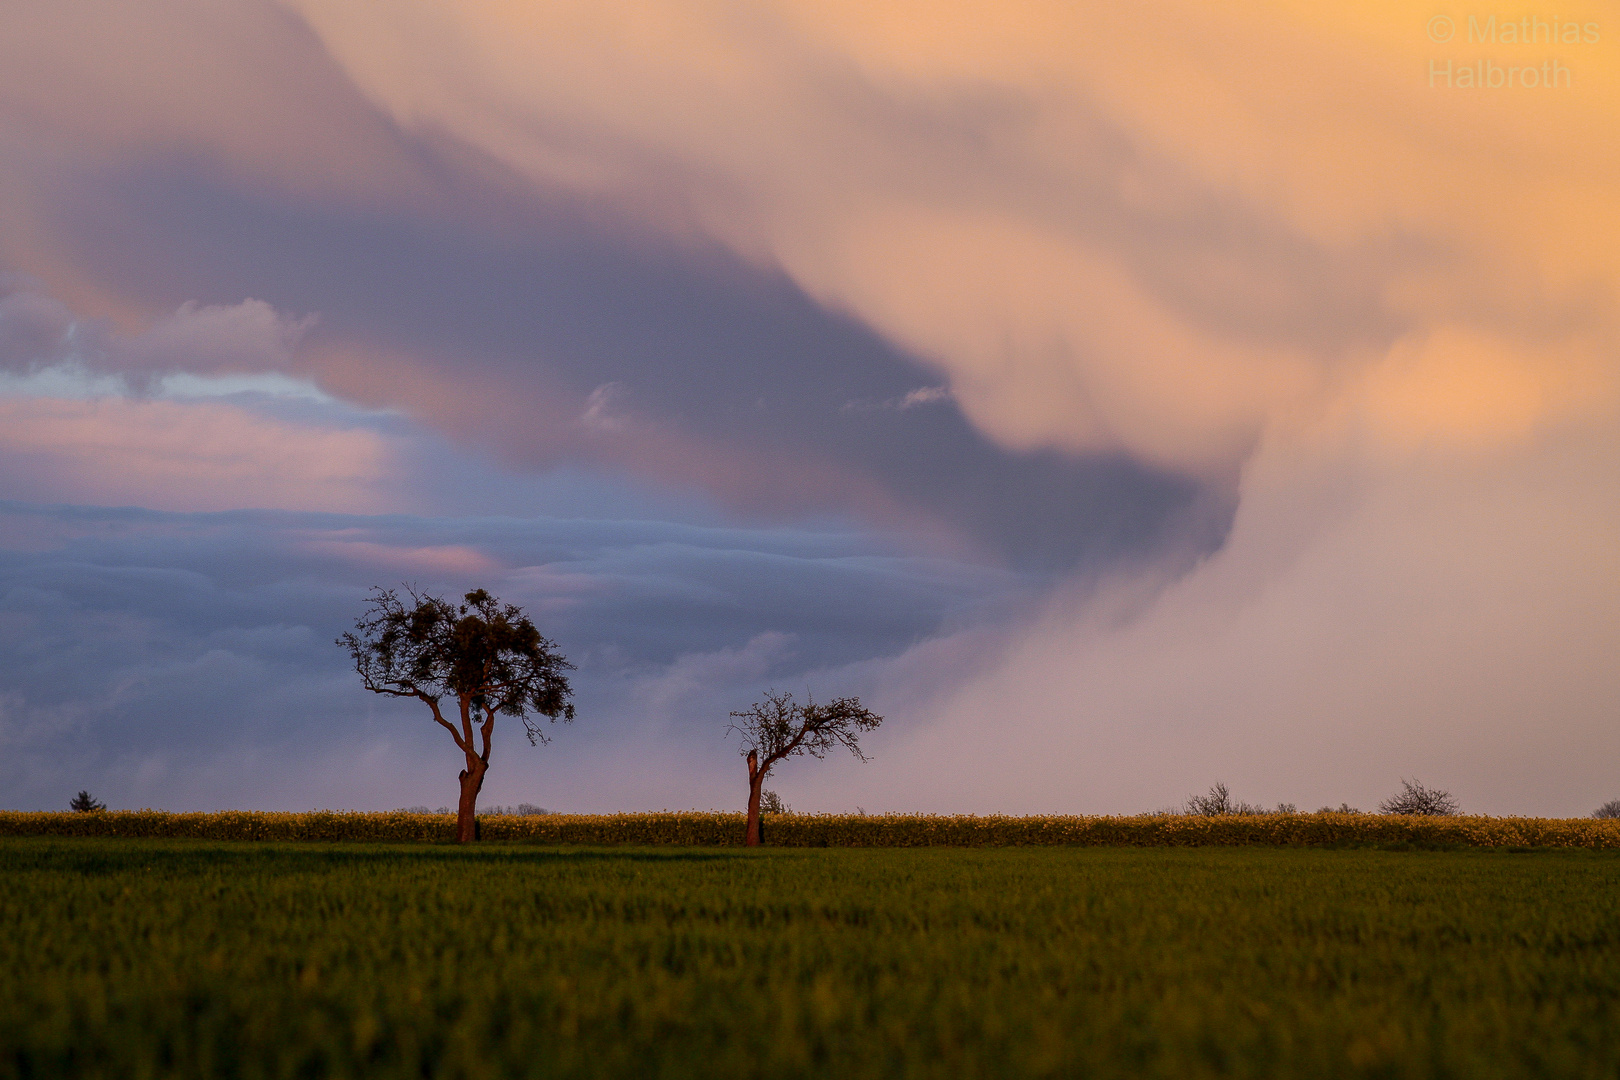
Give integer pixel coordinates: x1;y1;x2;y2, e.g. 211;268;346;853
1592;799;1620;819
727;689;881;846
340;587;575;842
1378;778;1458;816
1184;782;1271;816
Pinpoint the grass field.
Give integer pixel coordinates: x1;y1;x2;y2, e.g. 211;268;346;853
3;839;1618;1079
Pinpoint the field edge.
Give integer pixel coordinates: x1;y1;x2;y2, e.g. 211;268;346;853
3;809;1618;848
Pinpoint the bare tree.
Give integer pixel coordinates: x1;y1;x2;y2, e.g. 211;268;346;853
340;587;575;842
727;690;881;846
1592;799;1620;819
1378;778;1459;816
1184;782;1272;816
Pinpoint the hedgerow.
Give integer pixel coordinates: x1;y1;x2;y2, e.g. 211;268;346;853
4;810;1619;847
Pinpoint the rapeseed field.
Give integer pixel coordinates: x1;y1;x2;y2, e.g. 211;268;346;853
5;809;1618;847
2;838;1617;1078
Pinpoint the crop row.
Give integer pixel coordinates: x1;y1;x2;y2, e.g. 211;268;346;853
4;810;1620;847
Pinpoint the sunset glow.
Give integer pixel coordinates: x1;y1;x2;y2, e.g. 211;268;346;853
1;2;1615;815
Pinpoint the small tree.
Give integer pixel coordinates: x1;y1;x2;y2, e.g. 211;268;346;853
1592;799;1620;819
727;690;881;846
1184;782;1269;816
340;586;575;843
1378;778;1458;816
69;790;106;813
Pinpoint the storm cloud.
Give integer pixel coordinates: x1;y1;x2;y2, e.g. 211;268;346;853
1;0;1615;815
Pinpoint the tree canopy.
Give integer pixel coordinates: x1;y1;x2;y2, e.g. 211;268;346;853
342;587;574;741
728;690;880;767
728;689;881;845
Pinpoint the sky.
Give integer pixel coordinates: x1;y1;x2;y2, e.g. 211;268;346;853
1;0;1616;817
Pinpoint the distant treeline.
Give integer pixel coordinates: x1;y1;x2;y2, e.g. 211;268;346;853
396;804;552;816
4;810;1620;848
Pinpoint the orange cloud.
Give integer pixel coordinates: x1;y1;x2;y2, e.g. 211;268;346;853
0;396;397;512
6;1;1613;470
1353;327;1617;452
284;0;1620;472
273;0;1620;814
300;538;497;576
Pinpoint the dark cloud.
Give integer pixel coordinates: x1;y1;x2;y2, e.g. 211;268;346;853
0;499;1027;811
0;282;75;367
4;0;1237;571
35;158;1216;572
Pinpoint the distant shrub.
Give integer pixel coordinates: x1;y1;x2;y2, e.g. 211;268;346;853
69;791;106;813
1185;782;1270;816
1593;799;1620;819
759;789;790;814
1317;803;1363;814
1186;782;1234;815
399;804;550;816
1379;779;1458;816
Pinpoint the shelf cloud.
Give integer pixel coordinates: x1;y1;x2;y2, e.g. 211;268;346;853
0;1;1614;813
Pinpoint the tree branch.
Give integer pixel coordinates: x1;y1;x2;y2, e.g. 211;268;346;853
764;723;811;772
360;681;468;752
422;693;468;753
478;703;496;766
458;695;479;770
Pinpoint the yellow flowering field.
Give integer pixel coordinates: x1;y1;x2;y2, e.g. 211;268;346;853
3;809;1617;847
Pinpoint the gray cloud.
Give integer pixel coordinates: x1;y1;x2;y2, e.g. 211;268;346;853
25;163;1216;572
0;277;312;385
0;499;1027;811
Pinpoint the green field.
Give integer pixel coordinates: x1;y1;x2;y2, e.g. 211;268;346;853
3;839;1618;1079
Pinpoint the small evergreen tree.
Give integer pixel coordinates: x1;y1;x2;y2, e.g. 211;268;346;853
70;790;106;813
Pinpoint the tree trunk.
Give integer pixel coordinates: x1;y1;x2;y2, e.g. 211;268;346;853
745;750;764;847
456;762;487;843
